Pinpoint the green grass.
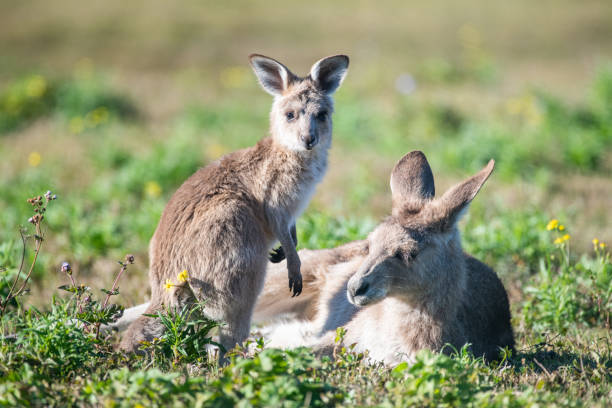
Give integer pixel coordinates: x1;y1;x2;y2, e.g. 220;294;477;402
0;191;610;406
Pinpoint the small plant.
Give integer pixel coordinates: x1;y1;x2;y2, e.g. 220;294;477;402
522;220;611;333
56;254;134;340
0;191;56;317
140;301;222;368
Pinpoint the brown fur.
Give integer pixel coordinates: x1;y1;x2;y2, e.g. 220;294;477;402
120;54;349;354
254;151;514;364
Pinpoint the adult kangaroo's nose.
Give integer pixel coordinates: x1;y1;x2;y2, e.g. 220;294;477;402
348;278;369;298
353;281;369;297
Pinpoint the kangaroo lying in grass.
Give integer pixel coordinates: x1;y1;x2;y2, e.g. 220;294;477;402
120;54;349;354
254;151;514;364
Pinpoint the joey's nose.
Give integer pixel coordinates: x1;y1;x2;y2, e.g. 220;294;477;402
301;134;318;150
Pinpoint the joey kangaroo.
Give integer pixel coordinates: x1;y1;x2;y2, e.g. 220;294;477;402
254;151;514;364
120;54;349;354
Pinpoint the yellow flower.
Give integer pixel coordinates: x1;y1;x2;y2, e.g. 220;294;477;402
553;234;570;245
178;269;189;283
546;219;559;231
593;238;599;246
25;75;47;99
600;242;607;249
164;279;174;291
558;225;565;231
28;151;41;167
69;116;84;134
145;181;162;198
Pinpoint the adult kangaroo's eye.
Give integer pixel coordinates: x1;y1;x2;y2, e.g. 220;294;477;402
285;111;295;121
316;111;328;121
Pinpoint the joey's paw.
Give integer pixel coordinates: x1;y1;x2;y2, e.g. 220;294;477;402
288;273;303;297
269;246;286;263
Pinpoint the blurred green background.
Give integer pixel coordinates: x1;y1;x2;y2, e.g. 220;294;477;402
1;0;611;306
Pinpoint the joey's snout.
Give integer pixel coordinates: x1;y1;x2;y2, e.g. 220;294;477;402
302;115;319;150
301;133;318;150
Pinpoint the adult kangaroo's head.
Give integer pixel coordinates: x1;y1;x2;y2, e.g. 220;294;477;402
347;151;495;307
249;54;349;152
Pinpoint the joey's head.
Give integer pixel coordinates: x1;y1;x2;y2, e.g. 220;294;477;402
347;151;495;307
249;54;349;152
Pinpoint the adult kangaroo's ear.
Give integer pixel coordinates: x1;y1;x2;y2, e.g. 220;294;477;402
310;55;349;94
428;160;495;231
390;151;435;216
249;54;296;96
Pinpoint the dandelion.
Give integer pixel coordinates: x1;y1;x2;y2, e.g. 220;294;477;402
28;151;41;167
593;238;599;246
553;234;570;245
164;279;174;291
25;75;47;99
145;181;162;198
178;269;189;283
546;219;559;231
85;107;109;127
600;242;607;249
69;117;85;134
558;225;565;231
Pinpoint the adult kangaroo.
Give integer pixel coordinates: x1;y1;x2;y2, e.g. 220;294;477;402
254;151;514;364
120;54;349;355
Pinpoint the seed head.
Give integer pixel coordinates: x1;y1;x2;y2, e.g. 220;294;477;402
61;262;72;275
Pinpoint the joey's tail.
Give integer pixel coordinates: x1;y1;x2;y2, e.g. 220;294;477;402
100;302;150;334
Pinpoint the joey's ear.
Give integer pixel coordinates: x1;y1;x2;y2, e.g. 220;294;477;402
249;54;295;96
427;159;495;231
310;55;349;94
390;151;435;215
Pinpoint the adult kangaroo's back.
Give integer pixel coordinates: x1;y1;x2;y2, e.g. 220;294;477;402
121;54;349;355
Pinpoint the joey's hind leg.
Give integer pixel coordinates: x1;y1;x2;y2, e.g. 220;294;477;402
218;310;253;356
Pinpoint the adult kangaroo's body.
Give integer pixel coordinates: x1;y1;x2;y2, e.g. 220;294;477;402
120;54;349;354
254;151;514;364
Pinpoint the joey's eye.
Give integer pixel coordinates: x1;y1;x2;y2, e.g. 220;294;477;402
316;111;328;121
393;252;404;262
286;111;295;121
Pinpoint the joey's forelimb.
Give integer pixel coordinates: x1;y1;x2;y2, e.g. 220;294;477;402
268;224;297;263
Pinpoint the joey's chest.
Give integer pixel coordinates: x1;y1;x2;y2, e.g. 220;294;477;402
267;154;327;219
